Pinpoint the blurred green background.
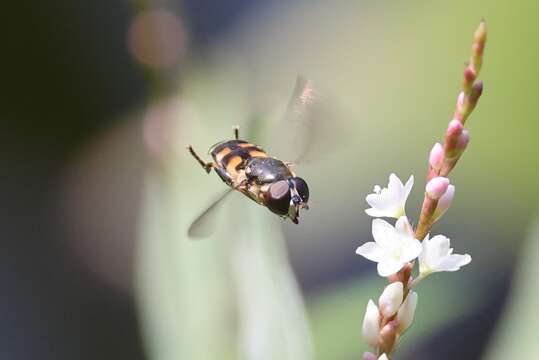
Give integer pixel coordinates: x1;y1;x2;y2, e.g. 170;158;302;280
2;0;538;359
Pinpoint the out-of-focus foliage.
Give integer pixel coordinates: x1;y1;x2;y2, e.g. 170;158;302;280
485;215;539;360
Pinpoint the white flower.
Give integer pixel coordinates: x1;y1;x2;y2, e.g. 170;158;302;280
378;282;403;318
365;174;414;218
362;300;381;347
397;291;418;332
419;234;471;275
356;217;422;277
378;354;389;360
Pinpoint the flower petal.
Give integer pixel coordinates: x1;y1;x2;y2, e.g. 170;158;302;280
426;235;451;266
388;173;404;198
356;242;385;262
365;192;398;217
395;216;414;238
371;218;396;248
365;207;387;217
377;258;404;277
400;237;422;263
436;254;472;272
404;175;414;199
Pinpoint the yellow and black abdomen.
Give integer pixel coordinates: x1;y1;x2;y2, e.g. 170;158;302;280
209;140;268;182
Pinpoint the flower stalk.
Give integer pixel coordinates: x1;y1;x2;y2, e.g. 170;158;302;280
356;21;486;359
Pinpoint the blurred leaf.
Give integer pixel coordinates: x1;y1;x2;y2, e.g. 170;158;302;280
484;215;539;360
136;171;237;360
230;196;313;360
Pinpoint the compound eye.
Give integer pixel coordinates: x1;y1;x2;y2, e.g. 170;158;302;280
291;177;309;203
265;180;291;215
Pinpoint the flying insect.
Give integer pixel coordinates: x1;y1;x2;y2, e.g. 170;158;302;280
187;76;317;237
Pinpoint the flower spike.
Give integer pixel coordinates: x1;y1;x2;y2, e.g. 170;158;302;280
356;21;485;359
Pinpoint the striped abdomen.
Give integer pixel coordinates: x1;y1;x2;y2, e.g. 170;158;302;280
209;140;268;178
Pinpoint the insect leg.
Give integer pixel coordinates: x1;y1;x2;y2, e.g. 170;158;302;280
187;145;213;173
233;125;240;140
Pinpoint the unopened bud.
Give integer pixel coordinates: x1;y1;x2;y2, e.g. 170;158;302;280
362;352;377;360
426;177;450;200
397;291;418;332
456;92;465;111
457;130;470;150
469;81;483;105
429;143;444;170
475;20;487;45
379;320;399;354
379;282;404;318
463;67;476;92
362;300;381;347
473;21;487;57
446;119;464;137
433;184;455;221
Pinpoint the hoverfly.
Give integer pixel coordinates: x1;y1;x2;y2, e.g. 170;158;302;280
187;76;317;238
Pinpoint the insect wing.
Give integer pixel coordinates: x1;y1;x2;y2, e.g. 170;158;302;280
273;75;337;165
187;188;234;239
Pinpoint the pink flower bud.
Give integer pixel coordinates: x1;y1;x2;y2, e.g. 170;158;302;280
429;143;444;170
463;67;476;83
446;119;464;137
457;130;470;150
362;352;378;360
379;282;404;318
456;92;465;112
470;81;483;104
426;177;450;200
433;184;455;221
473;81;483;96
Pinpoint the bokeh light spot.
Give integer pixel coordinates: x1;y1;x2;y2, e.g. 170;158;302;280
127;8;187;69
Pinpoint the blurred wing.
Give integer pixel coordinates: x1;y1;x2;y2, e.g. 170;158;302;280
274;75;339;165
187;189;234;239
282;75;316;163
246;75;341;164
